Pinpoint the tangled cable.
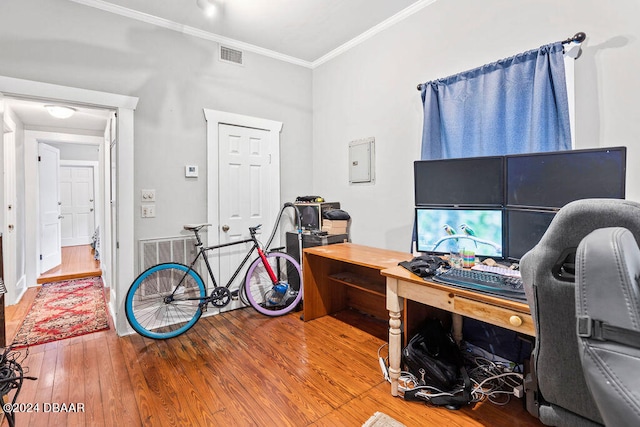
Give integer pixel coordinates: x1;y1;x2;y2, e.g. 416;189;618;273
466;355;523;405
0;347;38;427
378;343;524;407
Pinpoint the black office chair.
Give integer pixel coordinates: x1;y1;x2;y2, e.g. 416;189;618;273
520;198;640;427
575;227;640;427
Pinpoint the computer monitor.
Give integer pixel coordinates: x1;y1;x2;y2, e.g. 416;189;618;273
506;147;626;209
415;207;504;258
506;209;556;261
414;156;504;206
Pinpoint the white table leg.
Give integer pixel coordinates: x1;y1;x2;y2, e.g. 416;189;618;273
386;277;402;396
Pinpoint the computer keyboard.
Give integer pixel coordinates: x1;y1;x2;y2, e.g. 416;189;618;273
471;264;521;278
432;268;527;302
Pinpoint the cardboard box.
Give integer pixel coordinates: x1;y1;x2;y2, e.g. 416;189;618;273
323;228;347;235
322;219;348;234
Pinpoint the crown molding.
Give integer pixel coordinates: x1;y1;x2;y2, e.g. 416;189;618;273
311;0;437;68
68;0;436;69
68;0;313;68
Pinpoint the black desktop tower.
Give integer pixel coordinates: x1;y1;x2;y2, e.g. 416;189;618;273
285;232;349;264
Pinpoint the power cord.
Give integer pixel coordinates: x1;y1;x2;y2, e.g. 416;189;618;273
376;343;525;407
1;347;38;427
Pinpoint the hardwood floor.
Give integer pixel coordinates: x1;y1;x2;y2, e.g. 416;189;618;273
4;288;544;427
37;245;101;284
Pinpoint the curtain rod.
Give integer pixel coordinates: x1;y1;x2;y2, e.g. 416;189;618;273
416;32;586;91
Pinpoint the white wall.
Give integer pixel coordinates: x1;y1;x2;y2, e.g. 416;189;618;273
2;0;638;265
312;0;640;251
46;141;100;162
0;0;313;276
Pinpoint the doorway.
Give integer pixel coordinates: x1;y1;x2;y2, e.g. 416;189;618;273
26;130;107;286
0;75;138;336
204;109;283;314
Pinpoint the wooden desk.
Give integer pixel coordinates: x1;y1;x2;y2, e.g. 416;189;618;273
302;243;413;323
382;264;534;396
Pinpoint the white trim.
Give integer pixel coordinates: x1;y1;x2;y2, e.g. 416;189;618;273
563;42;581;149
0;75;137;110
27;130;103;145
313;0;437;67
1;75;137;338
67;0;437;69
68;0;312;68
13;275;28;307
2;111;21;305
203;108;282;243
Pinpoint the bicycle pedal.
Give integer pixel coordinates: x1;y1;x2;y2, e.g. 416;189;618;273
230;290;239;301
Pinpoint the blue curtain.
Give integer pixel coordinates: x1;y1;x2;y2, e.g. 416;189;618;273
420;42;571;160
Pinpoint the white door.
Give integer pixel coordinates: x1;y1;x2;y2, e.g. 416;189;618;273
39;143;62;273
60;165;96;246
218;124;275;303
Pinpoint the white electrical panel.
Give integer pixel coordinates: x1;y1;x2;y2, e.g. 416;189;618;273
349;137;375;184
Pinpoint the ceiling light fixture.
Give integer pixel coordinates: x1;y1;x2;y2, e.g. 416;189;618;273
45;105;76;119
197;0;217;18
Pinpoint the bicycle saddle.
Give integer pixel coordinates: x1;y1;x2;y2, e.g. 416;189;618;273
183;223;212;232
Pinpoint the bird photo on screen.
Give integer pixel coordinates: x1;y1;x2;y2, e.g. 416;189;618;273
460;224;478;247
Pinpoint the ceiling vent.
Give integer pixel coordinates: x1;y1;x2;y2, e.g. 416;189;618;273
219;46;243;65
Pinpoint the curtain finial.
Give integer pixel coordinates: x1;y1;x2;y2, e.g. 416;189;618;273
563;32;586;44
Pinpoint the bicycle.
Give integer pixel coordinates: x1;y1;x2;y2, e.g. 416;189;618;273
125;224;302;339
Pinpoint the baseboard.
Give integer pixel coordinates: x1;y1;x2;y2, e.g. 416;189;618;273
6;275;28;305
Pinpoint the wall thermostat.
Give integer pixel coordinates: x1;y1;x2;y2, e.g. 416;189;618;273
185;165;198;178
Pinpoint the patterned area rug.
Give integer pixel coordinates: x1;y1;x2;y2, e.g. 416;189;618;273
362;412;406;427
12;276;109;348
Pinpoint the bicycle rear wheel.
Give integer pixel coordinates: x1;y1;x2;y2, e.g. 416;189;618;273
125;263;206;339
245;252;302;316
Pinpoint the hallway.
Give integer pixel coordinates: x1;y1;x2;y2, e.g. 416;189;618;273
37;245;101;284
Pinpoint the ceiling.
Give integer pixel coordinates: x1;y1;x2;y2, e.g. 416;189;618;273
6;0;431;130
6;98;112;132
76;0;430;65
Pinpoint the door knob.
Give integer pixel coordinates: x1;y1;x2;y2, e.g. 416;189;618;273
222;225;230;232
58;215;64;219
8;224;14;230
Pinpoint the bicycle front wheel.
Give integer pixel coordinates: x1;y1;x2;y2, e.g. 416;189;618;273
245;252;302;316
125;263;206;339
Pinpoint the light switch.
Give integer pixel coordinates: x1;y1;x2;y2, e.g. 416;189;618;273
141;189;156;201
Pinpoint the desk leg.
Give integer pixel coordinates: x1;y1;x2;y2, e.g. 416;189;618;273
452;313;463;346
386;277;402;397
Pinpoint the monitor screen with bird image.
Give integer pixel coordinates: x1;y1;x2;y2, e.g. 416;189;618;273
415;207;504;258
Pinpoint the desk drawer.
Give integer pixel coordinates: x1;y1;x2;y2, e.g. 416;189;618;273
454;297;535;336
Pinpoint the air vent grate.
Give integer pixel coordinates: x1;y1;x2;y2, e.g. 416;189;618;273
138;236;203;277
220;46;243;65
